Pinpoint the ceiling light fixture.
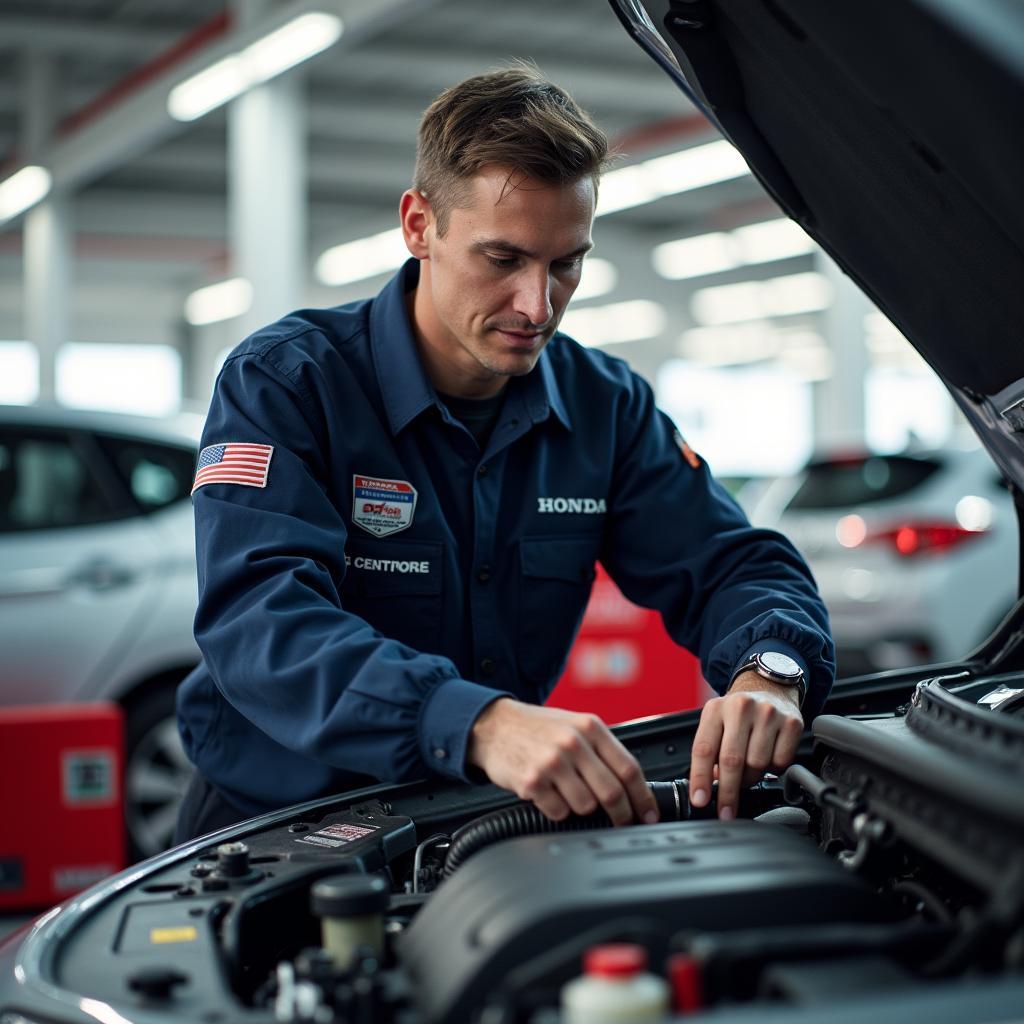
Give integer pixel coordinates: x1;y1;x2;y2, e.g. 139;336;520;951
315;228;407;287
691;271;833;326
654;218;815;280
0;165;52;224
596;140;749;217
185;278;254;326
561;300;666;346
169;11;344;122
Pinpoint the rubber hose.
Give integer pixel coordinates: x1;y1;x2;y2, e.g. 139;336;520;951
443;780;688;877
443;777;787;877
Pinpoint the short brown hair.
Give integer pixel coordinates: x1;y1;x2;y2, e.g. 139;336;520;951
413;62;609;234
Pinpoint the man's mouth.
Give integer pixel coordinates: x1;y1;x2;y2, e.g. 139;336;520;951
491;327;546;347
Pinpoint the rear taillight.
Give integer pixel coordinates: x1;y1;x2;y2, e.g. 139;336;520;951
865;522;987;557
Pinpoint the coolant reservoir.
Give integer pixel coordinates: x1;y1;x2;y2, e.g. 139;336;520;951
561;943;669;1023
310;873;389;969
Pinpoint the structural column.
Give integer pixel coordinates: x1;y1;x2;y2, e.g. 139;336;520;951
22;53;71;404
228;0;307;342
813;251;871;453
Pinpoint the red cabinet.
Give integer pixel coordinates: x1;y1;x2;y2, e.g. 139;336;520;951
547;565;712;724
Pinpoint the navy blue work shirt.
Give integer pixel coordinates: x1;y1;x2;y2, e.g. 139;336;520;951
177;259;835;816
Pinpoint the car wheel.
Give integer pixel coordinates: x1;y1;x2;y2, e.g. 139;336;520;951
124;681;192;861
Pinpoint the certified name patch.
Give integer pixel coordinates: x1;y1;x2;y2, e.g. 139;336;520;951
352;475;417;537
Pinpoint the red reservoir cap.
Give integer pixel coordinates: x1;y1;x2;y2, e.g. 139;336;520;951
668;952;704;1012
584;943;648;978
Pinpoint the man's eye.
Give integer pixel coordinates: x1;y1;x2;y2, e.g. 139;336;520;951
553;258;583;271
486;256;518;269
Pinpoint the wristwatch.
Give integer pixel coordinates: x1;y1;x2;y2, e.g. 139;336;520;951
729;650;806;708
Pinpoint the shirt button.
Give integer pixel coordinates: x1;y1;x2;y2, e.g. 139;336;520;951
434;748;447;760
477;463;489;477
476;565;492;584
480;658;496;677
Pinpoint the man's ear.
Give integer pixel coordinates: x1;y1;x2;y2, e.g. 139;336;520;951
400;189;433;260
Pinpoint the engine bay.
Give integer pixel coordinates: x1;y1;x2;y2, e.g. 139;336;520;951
7;672;1024;1023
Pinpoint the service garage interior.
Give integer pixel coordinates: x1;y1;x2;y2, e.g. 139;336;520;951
2;2;1023;1023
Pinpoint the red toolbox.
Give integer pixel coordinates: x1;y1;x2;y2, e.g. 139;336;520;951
548;564;713;724
0;703;124;911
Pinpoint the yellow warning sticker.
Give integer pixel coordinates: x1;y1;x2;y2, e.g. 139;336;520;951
150;926;198;944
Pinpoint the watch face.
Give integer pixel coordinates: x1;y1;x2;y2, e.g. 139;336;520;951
758;651;802;679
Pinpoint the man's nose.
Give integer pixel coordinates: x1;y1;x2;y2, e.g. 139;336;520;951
515;269;553;327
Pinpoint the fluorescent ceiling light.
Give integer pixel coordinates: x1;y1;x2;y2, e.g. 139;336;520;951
316;227;407;287
680;323;780;365
244;12;343;82
691;272;832;326
185;277;253;326
0;165;52;223
574;258;617;301
654;233;736;279
596;140;749;217
169;11;343;122
169;55;248;121
0;342;40;404
733;219;815;263
679;323;827;371
654;218;815;280
561;299;666;347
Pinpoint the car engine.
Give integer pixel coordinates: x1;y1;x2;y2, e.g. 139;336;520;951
4;674;1024;1023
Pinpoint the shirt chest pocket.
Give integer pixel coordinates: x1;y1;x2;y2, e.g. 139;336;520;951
517;535;598;687
341;539;443;655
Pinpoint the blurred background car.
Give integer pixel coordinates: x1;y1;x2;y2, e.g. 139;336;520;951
0;403;202;858
745;440;1017;677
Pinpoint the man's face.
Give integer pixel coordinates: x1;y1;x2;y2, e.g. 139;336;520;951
404;165;595;396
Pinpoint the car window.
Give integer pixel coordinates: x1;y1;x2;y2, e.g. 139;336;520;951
787;455;942;510
95;435;197;511
0;430;122;532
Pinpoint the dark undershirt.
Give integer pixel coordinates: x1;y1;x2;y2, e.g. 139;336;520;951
438;389;506;448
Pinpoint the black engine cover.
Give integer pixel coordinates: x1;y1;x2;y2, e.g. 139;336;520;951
400;818;894;1023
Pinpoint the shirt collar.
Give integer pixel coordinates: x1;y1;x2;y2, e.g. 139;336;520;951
370;258;573;436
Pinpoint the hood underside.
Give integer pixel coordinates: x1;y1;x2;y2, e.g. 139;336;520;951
612;0;1024;488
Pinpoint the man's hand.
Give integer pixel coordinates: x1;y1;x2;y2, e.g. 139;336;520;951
688;671;804;820
467;698;659;827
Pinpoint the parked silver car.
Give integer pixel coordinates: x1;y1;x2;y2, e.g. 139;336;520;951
0;403;202;858
746;442;1018;676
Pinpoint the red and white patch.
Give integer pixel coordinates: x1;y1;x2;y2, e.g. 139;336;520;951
352;474;417;537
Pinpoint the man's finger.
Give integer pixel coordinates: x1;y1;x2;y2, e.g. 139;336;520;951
551;760;603;819
689;701;724;808
526;778;572;822
745;705;778;775
715;711;753;821
590;726;658;824
770;714;803;773
575;740;642;826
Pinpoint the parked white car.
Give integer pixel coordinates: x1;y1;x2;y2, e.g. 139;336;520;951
0;403;202;858
746;442;1018;677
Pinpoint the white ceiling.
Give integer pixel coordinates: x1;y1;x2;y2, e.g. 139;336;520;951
0;0;808;390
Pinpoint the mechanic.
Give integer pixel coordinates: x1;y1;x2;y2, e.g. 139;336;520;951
173;65;835;844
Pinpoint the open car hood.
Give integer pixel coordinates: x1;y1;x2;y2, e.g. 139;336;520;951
611;0;1024;507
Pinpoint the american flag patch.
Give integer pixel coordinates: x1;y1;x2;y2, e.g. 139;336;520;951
673;430;701;470
192;442;274;494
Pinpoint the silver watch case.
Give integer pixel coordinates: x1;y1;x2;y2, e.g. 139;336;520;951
731;650;806;706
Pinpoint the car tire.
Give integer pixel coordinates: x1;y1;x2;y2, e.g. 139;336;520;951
123;678;193;862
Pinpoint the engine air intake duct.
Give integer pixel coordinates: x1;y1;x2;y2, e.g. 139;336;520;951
443;778;783;877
